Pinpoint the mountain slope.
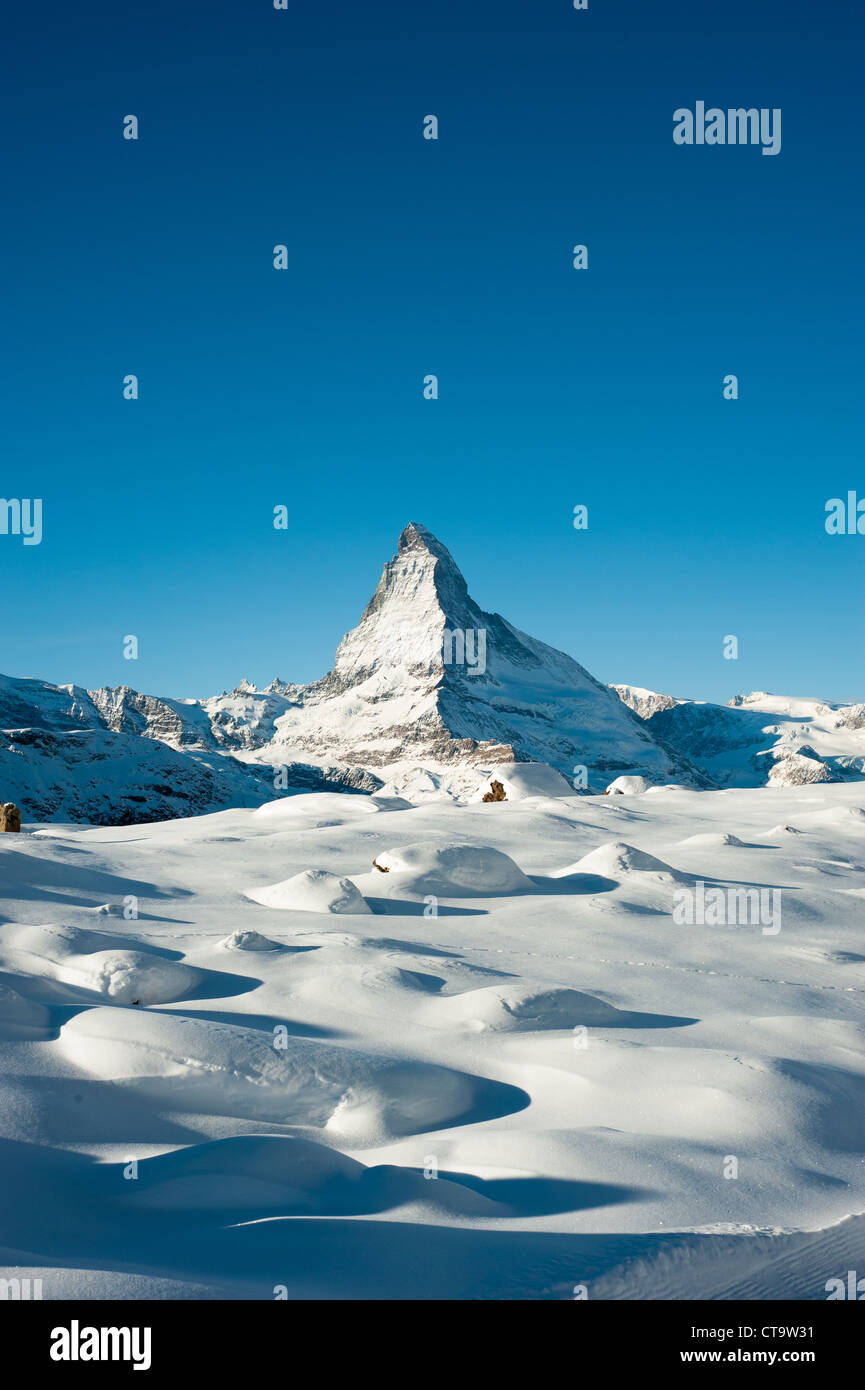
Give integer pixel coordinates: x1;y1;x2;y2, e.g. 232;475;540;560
264;524;705;788
0;675;379;824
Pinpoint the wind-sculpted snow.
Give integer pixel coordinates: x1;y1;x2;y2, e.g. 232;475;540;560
424;984;641;1033
364;841;532;895
1;781;865;1297
559;840;688;883
0;924;206;1004
59;1008;527;1140
219;929;283;952
0;979;51;1035
604;774;653;795
246;868;371;914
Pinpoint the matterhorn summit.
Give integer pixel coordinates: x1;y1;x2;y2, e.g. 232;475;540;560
329;523;479;685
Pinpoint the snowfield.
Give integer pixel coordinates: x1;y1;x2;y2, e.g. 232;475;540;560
1;779;864;1299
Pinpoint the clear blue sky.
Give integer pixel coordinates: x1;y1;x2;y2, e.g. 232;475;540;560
3;0;863;703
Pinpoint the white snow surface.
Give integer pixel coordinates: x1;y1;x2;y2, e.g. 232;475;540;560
2;780;865;1299
364;841;532;895
246;868;371;915
469;762;575;802
605;775;652;795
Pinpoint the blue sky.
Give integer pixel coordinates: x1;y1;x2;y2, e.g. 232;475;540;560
3;0;863;703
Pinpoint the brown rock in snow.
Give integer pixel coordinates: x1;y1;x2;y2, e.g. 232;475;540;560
0;803;22;832
481;780;507;803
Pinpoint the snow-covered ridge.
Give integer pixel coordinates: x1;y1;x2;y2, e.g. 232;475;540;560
611;684;865;788
0;675;379;825
611;683;684;720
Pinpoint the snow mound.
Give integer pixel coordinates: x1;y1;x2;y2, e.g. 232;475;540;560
251;789;411;823
129;1134;365;1212
794;806;865;830
220;929;282;952
126;1133;498;1219
59;1008;524;1140
0;980;51;1034
253;793;384;824
429;984;627;1032
368;841;532;895
557;840;685;882
605;775;652;796
246;868;371;914
1;923;92;958
678;831;747;848
68;950;204;1004
0;925;204;1004
470;762;574;803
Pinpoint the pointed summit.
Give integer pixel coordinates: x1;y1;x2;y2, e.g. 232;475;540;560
395;522;474;614
398;521;442;551
397;521;462;567
333;523;478;687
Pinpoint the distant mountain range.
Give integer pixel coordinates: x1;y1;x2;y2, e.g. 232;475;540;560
1;524;862;823
614;685;865;788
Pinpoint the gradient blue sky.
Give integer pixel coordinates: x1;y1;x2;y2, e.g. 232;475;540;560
3;0;863;703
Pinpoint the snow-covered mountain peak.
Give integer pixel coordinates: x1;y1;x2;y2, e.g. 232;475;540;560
611;684;684;719
378;521;469;611
332;522;477;684
265;523;707;787
398;520;462;567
